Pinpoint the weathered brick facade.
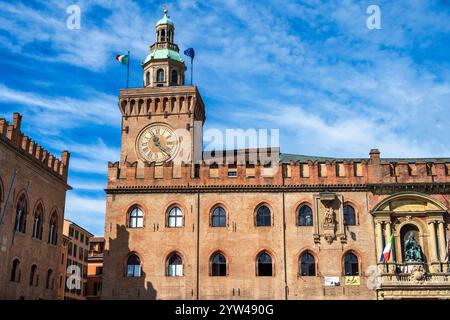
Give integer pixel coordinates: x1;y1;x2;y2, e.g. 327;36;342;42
102;10;450;300
0;113;71;300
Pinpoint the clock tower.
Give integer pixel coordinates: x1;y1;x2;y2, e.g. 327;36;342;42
117;7;205;175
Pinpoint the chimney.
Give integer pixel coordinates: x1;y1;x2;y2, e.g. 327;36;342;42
369;149;380;165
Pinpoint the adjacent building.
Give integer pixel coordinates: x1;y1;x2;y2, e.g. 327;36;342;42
87;237;104;300
62;219;93;300
102;10;450;300
0;113;71;300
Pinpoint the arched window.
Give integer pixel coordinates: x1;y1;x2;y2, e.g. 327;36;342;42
168;207;183;228
211;252;227;276
126;254;142;277
161;29;166;42
157;69;165;82
300;252;316;276
171;70;178;84
211;206;226;227
257;251;273;276
256;205;271;227
32;203;44;240
10;259;20;282
167;253;183;277
146;71;151;86
343;205;356;226
46;269;53;289
129;206;144;228
14;193;27;233
48;212;58;245
29;265;37;286
297;205;313;226
343;252;359;276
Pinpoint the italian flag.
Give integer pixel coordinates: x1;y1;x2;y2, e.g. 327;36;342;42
380;234;394;262
116;54;128;65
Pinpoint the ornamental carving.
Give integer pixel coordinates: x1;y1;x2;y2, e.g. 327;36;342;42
314;192;344;245
409;264;426;284
323;206;335;228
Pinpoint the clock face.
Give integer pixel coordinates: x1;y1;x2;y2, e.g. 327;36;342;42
136;124;179;164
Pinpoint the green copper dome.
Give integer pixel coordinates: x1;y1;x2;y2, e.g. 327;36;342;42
142;48;183;65
156;12;174;26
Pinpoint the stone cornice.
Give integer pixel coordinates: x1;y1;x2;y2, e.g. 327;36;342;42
106;183;368;194
105;182;450;195
368;183;450;194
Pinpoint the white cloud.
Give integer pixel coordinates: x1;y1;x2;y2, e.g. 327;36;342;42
0;84;120;131
65;193;106;236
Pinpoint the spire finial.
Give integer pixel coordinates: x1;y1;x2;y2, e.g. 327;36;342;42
164;1;168;16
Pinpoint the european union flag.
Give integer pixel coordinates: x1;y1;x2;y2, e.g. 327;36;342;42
184;48;195;59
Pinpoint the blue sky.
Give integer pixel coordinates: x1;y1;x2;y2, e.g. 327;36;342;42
0;0;449;236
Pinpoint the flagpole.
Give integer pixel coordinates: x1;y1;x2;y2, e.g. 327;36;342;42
191;57;193;86
127;50;130;88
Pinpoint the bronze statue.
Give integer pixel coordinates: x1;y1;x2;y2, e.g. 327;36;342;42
404;232;423;262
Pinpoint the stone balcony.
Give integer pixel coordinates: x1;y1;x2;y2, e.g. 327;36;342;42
377;262;450;299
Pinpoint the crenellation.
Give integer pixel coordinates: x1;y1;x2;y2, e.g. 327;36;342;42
396;162;410;182
0;115;69;181
48;154;55;171
0;118;7;136
108;161;120;181
434;163;446;178
53;158;60;174
125;161;138;180
415;162;429;178
35;145;43;162
6;124;14;140
29;140;36;158
12;112;21;129
21;135;30;152
106;153;450;189
41;150;49;166
163;161;174;179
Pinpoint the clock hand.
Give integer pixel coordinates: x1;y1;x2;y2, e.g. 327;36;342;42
148;131;162;147
159;146;171;157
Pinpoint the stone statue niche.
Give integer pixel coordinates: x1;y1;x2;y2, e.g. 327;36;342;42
404;232;423;263
314;193;345;245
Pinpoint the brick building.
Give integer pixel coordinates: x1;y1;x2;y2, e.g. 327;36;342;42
57;234;70;300
87;237;104;300
102;9;450;300
0;113;71;300
62;219;93;300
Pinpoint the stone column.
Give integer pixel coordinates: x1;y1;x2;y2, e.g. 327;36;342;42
437;221;447;262
427;221;438;263
376;221;383;264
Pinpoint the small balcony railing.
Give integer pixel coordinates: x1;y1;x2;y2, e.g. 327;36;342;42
150;42;179;52
378;262;450;288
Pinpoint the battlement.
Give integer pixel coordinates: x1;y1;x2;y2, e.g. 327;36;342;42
0;113;70;182
107;148;450;189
